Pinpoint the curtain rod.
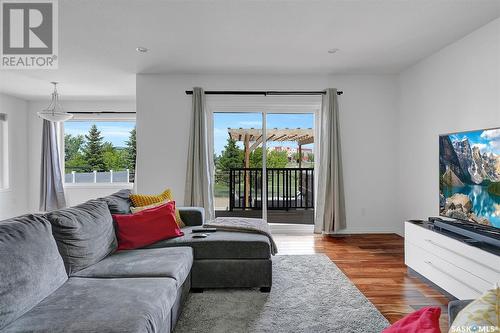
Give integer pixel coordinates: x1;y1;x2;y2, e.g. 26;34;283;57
69;111;136;114
185;90;343;96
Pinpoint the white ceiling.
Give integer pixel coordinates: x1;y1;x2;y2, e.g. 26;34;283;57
1;0;500;100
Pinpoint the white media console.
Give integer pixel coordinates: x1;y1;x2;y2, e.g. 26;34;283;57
404;221;500;299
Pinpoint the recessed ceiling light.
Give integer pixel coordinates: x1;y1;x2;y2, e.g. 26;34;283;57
328;48;340;54
136;47;149;53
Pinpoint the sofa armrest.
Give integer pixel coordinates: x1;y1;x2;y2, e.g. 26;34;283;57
448;299;473;325
178;207;205;226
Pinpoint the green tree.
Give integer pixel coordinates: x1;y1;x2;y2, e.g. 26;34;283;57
65;154;87;173
249;147;264;168
267;150;288;168
64;134;85;162
100;141;126;171
125;127;136;170
102;141;114;153
216;138;243;184
249;148;288;168
217;138;243;170
83;124;106;171
103;149;128;171
307;153;314;163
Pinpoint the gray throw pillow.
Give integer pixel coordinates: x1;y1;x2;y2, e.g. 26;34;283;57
101;189;132;214
0;215;67;330
46;200;117;275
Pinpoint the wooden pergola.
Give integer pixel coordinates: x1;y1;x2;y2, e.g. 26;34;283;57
228;127;314;167
228;127;314;207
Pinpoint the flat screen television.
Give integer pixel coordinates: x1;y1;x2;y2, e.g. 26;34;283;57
439;127;500;242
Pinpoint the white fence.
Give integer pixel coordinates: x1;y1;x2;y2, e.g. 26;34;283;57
65;169;132;183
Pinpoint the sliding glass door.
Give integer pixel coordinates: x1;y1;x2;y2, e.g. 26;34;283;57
211;104;316;225
213;112;264;218
265;113;315;224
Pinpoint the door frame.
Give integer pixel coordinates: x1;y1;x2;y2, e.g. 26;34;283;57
206;95;322;223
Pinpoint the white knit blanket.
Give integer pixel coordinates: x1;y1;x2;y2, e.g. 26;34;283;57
204;217;278;255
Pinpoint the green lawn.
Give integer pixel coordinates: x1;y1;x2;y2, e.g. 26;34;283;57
215;179;303;198
214;182;229;198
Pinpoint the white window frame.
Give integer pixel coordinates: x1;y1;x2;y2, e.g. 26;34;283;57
206;95;321;224
61;113;136;189
0;113;9;191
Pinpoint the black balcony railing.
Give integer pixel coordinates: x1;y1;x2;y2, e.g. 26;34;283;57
229;168;314;211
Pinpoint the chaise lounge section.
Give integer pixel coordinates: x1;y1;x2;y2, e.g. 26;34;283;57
146;222;272;291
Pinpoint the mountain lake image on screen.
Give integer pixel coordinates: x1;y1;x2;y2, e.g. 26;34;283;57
439;127;500;229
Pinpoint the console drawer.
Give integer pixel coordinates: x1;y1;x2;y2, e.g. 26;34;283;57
405;242;491;299
405;222;500;286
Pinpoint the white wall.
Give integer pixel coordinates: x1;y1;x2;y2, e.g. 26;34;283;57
398;18;500;222
0;93;29;220
27;100;135;210
62;184;133;207
136;74;400;233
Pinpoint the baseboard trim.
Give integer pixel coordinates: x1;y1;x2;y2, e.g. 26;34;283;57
269;223;314;234
269;223;403;235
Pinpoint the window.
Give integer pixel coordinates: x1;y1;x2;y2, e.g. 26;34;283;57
0;113;8;190
213;112;315;224
63;117;136;184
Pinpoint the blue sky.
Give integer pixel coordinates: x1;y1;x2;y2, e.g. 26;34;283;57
449;128;500;155
65;121;135;147
213;113;314;155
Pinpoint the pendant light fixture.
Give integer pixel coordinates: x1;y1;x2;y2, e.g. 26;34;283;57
37;82;73;122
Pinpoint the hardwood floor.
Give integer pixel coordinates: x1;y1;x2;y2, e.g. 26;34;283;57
273;233;452;332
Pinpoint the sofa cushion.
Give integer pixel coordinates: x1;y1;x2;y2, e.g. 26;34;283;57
130;199;168;213
1;277;176;333
382;306;441;333
113;201;184;250
129;188;185;227
101;189;132;214
0;215;68;330
450;285;499;331
146;226;271;259
178;207;204;226
73;247;193;287
45;200;117;274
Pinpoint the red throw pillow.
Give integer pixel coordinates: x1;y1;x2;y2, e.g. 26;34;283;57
113;201;184;250
382;307;441;333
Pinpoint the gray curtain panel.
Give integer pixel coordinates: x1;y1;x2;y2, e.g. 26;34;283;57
314;88;346;233
40;120;66;211
184;87;215;221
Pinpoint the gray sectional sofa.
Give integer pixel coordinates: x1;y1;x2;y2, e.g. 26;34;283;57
0;190;272;333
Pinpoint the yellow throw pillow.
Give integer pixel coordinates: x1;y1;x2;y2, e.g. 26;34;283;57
130;200;169;213
129;189;185;227
449;284;499;333
130;189;170;207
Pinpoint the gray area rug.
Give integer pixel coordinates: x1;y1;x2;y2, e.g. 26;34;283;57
175;254;389;333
